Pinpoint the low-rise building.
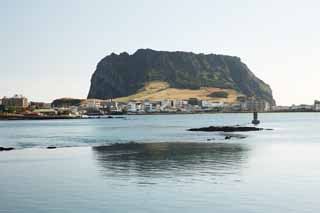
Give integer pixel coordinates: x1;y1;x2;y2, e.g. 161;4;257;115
160;100;171;111
127;101;137;112
290;104;313;111
33;109;58;116
127;101;145;113
271;105;290;111
100;101;122;113
80;99;103;109
143;100;161;113
29;102;51;110
201;100;224;109
144;101;155;113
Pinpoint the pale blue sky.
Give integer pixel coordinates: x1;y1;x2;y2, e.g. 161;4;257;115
1;0;319;105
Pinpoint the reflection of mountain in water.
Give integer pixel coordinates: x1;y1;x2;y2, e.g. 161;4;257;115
92;142;249;182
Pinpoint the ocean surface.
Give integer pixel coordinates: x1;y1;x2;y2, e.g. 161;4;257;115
0;113;320;212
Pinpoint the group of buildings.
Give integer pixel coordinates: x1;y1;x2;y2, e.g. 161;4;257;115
125;97;271;113
272;101;320;112
1;94;320;117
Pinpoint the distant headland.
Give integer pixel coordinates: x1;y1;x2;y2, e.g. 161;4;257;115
88;49;275;105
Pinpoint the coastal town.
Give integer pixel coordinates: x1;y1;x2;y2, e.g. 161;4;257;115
0;94;319;120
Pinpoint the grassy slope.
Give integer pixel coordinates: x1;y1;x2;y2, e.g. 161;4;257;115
114;81;240;103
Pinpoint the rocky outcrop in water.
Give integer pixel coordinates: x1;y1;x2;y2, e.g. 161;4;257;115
188;126;264;132
0;147;15;151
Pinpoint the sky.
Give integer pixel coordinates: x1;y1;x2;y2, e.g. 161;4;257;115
0;0;319;105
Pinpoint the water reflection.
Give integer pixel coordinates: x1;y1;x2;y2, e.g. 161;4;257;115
92;142;249;183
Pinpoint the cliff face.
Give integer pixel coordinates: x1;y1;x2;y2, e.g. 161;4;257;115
88;49;275;105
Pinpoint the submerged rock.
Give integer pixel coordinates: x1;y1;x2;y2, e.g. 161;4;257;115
188;126;264;132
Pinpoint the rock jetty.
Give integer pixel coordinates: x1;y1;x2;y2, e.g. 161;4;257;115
188;126;264;132
0;147;15;151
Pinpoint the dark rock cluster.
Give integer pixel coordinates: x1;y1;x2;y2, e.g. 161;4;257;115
188;126;264;132
0;147;15;151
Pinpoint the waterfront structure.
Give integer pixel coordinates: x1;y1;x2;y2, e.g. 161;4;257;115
236;96;271;112
80;99;103;109
127;102;137;113
201;101;224;109
271;105;290;111
160;100;171;111
290;104;313;111
144;100;160;113
5;95;312;116
2;95;28;111
314;100;320;111
127;101;144;113
246;98;263;112
33;109;58;116
252;111;260;125
29;102;51;110
101;101;122;113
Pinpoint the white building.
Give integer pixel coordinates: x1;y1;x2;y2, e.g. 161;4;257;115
127;101;144;113
144;101;153;112
160;100;171;111
201;101;224;109
127;102;137;112
173;100;189;110
272;105;290;111
80;99;102;109
290;104;313;111
264;102;271;111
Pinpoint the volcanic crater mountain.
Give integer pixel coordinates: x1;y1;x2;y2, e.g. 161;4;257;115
88;49;275;105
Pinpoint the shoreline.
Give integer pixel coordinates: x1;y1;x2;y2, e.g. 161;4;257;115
1;111;319;121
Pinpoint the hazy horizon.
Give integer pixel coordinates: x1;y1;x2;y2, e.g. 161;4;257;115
1;0;319;105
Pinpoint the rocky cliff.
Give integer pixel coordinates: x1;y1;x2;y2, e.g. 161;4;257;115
88;49;275;105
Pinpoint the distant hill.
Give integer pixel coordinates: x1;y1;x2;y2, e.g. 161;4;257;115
88;49;275;105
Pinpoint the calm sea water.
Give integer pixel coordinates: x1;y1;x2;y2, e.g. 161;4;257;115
0;113;320;212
